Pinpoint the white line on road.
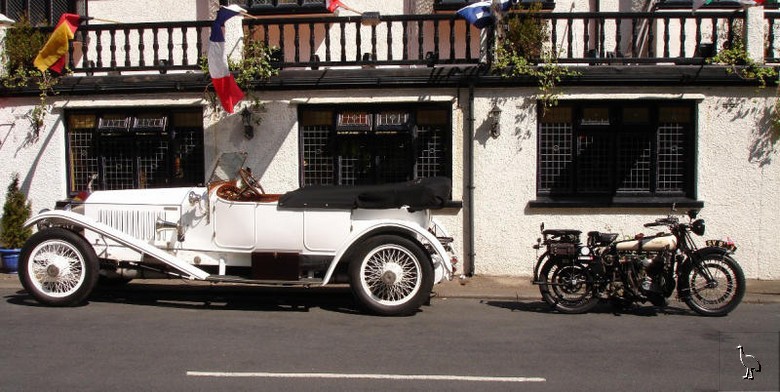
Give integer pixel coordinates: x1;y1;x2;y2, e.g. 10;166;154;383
187;371;546;383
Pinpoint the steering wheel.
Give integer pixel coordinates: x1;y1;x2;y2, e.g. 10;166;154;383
238;168;265;197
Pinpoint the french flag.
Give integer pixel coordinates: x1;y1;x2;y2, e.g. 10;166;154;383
457;0;517;29
208;5;245;113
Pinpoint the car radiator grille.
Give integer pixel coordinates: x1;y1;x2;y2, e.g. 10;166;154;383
96;209;169;242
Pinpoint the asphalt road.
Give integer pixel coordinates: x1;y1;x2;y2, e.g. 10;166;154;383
1;282;778;392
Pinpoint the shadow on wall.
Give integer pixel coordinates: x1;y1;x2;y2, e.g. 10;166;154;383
11;112;61;209
718;96;779;167
204;107;290;186
474;97;533;148
749;102;780;167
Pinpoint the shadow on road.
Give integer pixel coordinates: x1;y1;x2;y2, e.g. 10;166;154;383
482;299;697;317
5;283;377;315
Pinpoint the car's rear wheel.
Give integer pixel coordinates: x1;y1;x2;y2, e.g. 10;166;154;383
349;235;433;316
19;228;99;306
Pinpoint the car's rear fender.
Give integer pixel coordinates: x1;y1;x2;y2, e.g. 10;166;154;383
321;220;454;285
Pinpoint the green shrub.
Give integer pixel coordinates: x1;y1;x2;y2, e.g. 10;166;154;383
1;174;32;249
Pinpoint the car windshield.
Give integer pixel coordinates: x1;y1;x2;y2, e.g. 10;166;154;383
208;152;247;185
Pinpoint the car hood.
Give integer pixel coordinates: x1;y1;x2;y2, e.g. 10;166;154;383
85;187;204;206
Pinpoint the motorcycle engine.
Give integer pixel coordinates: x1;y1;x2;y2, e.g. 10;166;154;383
638;253;673;307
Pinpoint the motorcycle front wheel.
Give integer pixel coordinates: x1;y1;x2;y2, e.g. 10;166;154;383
680;253;745;317
538;259;599;314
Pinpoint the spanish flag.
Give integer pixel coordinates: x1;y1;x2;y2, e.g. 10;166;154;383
33;13;82;74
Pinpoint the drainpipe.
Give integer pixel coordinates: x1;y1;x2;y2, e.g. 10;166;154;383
466;83;476;277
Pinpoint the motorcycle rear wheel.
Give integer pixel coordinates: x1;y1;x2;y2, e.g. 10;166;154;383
680;254;745;317
538;259;599;314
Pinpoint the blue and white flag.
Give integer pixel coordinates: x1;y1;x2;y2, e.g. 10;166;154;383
457;0;517;29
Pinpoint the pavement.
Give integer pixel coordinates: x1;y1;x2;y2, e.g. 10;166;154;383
2;272;779;304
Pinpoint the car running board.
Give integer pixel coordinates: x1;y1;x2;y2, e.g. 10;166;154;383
205;275;325;287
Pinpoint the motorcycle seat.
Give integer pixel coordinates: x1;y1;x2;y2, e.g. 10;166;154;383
588;231;619;245
543;229;581;237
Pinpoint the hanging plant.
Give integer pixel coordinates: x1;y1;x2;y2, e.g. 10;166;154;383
708;40;777;88
199;37;279;117
707;38;779;134
1;14;61;139
493;3;579;112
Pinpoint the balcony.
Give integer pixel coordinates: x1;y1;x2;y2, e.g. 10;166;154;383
8;9;779;94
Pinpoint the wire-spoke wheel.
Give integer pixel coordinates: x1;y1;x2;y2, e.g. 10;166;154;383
349;235;433;316
19;228;99;306
681;252;745;317
539;259;599;314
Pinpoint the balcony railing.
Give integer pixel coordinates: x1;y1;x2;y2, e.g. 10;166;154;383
52;10;775;76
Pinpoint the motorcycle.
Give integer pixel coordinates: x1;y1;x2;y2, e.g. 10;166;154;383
531;209;745;316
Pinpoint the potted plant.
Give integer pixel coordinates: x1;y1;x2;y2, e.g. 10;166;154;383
0;174;32;273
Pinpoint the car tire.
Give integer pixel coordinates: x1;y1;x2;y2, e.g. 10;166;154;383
19;228;99;306
349;235;433;316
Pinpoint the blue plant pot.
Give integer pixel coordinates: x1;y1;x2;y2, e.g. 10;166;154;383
0;248;21;274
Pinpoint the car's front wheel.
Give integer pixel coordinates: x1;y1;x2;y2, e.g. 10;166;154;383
349;235;433;316
19;228;99;306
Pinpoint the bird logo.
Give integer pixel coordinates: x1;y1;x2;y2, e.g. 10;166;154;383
736;345;761;380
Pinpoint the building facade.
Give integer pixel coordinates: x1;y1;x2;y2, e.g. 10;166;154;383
1;0;778;279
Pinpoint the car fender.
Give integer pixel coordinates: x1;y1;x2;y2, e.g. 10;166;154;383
321;220;454;285
24;210;210;280
676;246;734;299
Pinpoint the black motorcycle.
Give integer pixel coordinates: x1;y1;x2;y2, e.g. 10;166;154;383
532;209;745;316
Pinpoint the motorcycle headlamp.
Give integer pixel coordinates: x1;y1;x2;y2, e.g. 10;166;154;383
692;219;706;236
579;246;591;256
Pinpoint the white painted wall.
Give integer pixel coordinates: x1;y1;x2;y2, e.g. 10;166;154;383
1;83;778;279
470;86;780;279
87;0;213;23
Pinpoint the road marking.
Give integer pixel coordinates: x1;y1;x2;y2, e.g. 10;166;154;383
187;371;545;383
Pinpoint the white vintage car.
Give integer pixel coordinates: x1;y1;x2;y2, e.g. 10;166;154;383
18;152;457;316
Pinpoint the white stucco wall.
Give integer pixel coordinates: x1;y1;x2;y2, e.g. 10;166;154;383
0;84;778;279
469;86;780;279
87;0;213;23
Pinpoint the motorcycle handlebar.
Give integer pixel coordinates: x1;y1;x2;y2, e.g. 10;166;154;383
644;217;679;227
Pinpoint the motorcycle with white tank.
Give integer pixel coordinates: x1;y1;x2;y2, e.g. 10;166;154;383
531;209;745;316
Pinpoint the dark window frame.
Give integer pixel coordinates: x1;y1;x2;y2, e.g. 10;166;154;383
64;107;205;195
0;0;82;26
532;100;702;208
298;103;453;187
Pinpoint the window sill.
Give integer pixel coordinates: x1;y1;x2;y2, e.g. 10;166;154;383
528;196;704;209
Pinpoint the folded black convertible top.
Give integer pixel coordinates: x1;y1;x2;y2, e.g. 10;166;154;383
278;177;451;210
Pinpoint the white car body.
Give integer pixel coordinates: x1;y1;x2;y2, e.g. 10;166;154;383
19;153;456;316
